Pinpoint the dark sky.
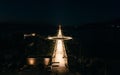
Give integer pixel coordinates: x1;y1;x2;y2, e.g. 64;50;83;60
0;0;120;25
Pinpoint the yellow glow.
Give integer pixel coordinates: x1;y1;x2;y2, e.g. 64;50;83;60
48;25;72;68
48;37;53;39
57;25;62;37
32;33;36;36
53;40;67;67
44;58;50;66
27;58;36;65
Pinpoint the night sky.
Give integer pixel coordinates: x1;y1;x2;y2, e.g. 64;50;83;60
0;0;120;26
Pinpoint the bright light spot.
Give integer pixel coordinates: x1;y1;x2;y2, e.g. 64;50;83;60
32;33;36;36
27;58;36;65
48;25;72;68
53;40;66;67
48;37;53;39
44;58;50;66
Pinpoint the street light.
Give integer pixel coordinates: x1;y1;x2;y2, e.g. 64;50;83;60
24;33;36;39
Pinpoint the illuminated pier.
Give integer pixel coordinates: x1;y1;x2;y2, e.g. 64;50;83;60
48;25;72;73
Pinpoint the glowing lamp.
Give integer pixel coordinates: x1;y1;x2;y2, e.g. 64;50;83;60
27;58;36;65
44;58;50;66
